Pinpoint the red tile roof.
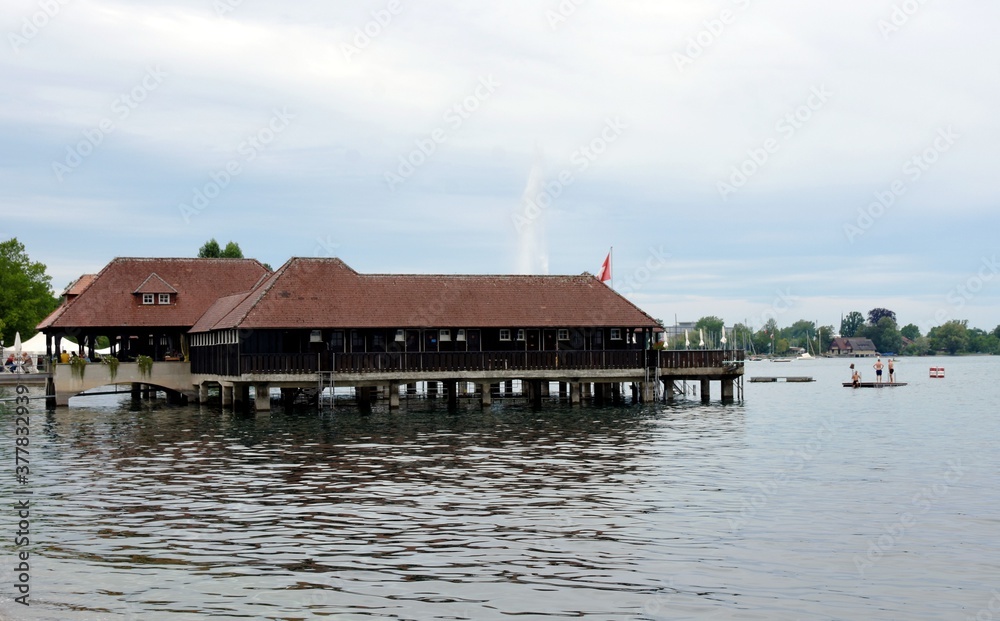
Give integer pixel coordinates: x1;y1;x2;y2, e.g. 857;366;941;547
194;257;660;331
63;274;96;297
38;258;271;330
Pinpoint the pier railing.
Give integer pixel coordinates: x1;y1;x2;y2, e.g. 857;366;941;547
329;350;645;373
231;349;743;376
656;349;744;369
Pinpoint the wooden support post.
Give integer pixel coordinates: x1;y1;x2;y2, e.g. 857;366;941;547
480;382;492;406
558;382;568;399
427;381;439;399
611;382;621;404
540;381;550;397
700;378;711;403
570;382;581;405
504;380;513;396
663;378;676;402
254;383;271;410
281;387;296;408
445;380;458;410
132;382;142;401
406;382;417;395
234;384;249;411
389;382;400;409
582;382;592;399
490;382;500;398
641;381;655;403
528;379;542;408
721;377;735;402
221;384;233;406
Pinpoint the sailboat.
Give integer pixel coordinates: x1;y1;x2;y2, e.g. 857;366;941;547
797;324;819;359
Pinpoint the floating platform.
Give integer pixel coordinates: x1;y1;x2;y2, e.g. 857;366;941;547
842;382;908;388
751;376;814;383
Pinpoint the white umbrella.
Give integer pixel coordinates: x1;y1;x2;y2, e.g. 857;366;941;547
720;327;727;348
699;328;705;348
14;332;22;374
684;329;690;350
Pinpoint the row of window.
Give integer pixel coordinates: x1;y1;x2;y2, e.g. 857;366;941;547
496;328;620;341
190;330;239;346
141;293;172;305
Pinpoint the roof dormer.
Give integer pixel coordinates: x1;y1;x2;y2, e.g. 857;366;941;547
134;273;178;305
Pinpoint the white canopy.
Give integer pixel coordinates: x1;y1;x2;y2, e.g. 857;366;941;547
3;333;109;355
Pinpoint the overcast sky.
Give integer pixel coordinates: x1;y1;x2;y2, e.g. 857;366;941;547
3;0;998;333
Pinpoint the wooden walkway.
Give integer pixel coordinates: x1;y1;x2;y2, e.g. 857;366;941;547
750;376;814;383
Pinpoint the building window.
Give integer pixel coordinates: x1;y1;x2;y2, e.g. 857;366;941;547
158;293;170;305
142;293;154;305
516;329;525;341
499;329;511;341
456;329;466;341
610;328;622;340
439;329;451;341
558;329;569;341
372;334;386;351
329;331;344;350
395;329;405;342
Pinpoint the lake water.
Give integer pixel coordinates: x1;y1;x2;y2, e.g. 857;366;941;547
2;356;999;620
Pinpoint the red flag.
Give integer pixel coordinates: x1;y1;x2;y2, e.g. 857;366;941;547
598;249;612;283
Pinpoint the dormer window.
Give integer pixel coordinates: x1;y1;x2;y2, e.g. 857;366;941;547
158;293;171;305
143;293;155;305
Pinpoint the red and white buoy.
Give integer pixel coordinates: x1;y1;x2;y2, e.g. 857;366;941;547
929;366;945;378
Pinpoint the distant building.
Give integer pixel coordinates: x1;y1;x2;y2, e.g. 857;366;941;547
828;337;878;357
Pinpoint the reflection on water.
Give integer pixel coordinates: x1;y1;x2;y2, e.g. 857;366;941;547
2;357;1000;620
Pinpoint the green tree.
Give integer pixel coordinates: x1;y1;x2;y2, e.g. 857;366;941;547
786;320;816;349
930;320;969;355
0;238;60;342
867;307;896;326
841;311;864;337
199;239;244;258
695;316;724;346
903;336;931;356
198;238;222;257
861;316;902;354
221;241;243;258
900;323;921;341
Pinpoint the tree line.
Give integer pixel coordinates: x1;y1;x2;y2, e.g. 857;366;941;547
659;309;1000;356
